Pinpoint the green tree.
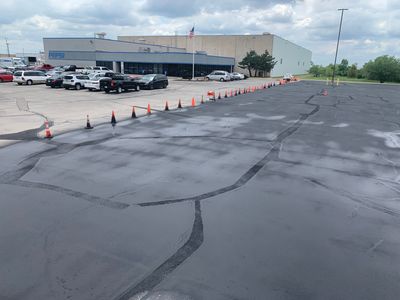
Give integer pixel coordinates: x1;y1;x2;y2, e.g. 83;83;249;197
258;50;277;75
347;64;358;78
363;55;400;83
308;62;324;77
238;50;259;77
324;64;334;77
337;59;349;76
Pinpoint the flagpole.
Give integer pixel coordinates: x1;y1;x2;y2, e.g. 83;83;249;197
192;32;195;80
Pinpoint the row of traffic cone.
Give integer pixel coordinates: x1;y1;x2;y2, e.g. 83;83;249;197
45;80;298;138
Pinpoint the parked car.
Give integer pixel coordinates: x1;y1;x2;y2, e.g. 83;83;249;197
13;70;47;85
85;72;114;91
63;65;77;72
206;70;231;82
230;72;245;80
283;73;294;82
100;74;140;93
0;71;13;82
63;74;90;90
79;66;112;74
46;70;64;77
46;74;65;88
136;74;168;90
34;64;54;71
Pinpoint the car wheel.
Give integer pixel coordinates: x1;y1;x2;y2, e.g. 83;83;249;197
219;78;225;82
116;86;122;94
17;83;22;85
105;89;110;94
163;83;167;88
0;79;3;83
27;80;33;85
149;84;154;90
65;87;70;90
51;85;55;88
88;88;93;91
75;83;81;90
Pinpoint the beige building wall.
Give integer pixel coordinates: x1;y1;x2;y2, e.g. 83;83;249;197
118;34;274;75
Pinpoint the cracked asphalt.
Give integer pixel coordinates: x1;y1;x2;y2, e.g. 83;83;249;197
1;81;400;300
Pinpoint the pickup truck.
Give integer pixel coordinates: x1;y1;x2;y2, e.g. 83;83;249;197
100;74;140;93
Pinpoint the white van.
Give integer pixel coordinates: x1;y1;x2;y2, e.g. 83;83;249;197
13;71;48;85
206;70;231;82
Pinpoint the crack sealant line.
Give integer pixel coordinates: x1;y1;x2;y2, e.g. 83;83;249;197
115;200;203;300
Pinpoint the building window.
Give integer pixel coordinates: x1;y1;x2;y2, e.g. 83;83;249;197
96;61;113;70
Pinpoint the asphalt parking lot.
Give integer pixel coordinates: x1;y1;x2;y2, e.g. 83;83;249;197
0;77;271;148
1;80;400;300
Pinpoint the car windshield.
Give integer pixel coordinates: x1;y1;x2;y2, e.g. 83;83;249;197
140;74;155;82
89;73;99;79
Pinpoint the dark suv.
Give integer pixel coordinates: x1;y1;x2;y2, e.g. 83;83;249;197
136;74;168;90
100;74;140;93
46;74;65;88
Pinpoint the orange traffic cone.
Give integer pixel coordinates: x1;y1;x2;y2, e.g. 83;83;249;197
111;111;117;126
44;120;52;138
218;92;221;100
178;99;183;108
164;101;169;111
191;97;196;107
224;91;228;98
85;115;93;129
147;104;151;115
131;106;137;118
230;90;233;97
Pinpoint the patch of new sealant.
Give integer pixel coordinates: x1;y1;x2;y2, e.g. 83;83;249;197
368;129;400;148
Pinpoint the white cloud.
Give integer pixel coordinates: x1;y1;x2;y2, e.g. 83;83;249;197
0;0;398;66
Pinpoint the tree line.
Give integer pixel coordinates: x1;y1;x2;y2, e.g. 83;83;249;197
309;55;400;83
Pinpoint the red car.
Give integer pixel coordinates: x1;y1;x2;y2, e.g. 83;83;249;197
34;64;54;71
0;71;13;82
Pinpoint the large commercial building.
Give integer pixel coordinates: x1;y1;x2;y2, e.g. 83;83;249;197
43;37;235;76
118;33;312;77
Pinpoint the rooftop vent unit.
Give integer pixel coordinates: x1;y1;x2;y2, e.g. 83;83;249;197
95;32;106;39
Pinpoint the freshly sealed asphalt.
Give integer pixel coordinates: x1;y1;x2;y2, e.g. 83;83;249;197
1;81;400;300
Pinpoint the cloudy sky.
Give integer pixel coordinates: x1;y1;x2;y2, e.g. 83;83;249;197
0;0;399;66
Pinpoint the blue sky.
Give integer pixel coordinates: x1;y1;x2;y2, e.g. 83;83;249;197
0;0;399;66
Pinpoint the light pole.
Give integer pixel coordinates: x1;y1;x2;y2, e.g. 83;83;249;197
331;8;348;85
5;38;10;57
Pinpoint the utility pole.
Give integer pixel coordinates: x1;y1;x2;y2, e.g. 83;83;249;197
332;8;348;85
5;38;10;57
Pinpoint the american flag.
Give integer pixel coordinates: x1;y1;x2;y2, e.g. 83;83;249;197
189;26;195;39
